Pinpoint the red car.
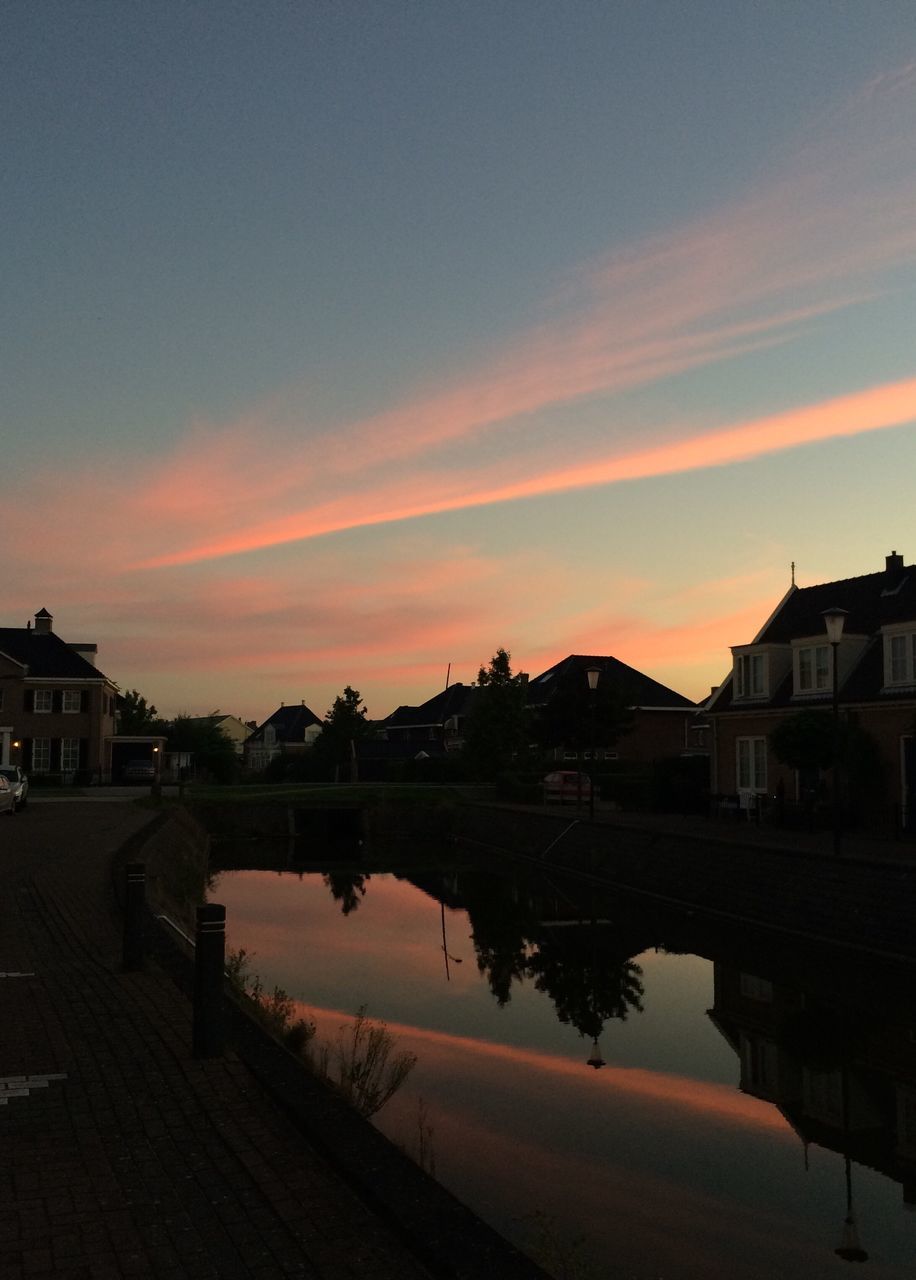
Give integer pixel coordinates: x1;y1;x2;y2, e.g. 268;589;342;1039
542;771;592;804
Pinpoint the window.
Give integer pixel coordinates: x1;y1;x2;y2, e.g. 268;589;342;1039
735;652;765;698
737;737;767;791
61;738;80;772
739;1034;778;1094
798;645;829;692
739;973;774;1002
62;690;81;713
885;630;916;686
33;689;52;714
32;738;51;773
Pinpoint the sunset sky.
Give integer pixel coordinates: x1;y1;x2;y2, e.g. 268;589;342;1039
4;3;916;722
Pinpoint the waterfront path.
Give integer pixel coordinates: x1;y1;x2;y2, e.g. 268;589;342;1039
0;803;435;1280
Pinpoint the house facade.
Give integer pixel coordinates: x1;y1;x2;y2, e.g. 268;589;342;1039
244;702;323;771
0;609;118;782
708;552;916;831
183;713;253;756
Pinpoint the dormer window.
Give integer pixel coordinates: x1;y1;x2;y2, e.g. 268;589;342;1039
797;644;829;693
734;652;766;699
884;628;916;687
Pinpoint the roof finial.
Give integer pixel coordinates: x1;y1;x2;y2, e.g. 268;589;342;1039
791;560;796;586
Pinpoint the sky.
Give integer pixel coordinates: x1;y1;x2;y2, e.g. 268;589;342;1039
3;1;916;723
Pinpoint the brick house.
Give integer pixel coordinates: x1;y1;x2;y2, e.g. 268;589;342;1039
526;654;704;763
707;552;916;831
0;608;118;782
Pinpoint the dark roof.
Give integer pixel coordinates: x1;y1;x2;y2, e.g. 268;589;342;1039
0;628;112;681
382;683;477;727
250;703;323;742
527;654;696;710
757;559;916;644
711;555;916;713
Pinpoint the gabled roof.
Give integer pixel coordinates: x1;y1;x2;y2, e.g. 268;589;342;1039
527;654;696;710
0;628;112;681
383;683;477;727
710;553;916;713
249;702;323;743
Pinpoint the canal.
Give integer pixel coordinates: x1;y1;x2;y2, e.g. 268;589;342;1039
209;839;916;1279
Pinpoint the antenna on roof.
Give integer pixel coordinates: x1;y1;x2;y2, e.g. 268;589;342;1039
791;560;796;586
445;662;451;691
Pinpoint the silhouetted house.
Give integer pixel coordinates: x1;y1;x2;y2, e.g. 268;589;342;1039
707;551;916;831
526;654;703;763
182;713;252;756
0;608;118;782
381;683;478;756
244;701;323;771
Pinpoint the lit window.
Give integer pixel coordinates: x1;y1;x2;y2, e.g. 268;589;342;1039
61;738;80;772
32;738;51;772
62;691;81;713
737;737;767;791
33;690;52;714
735;653;765;698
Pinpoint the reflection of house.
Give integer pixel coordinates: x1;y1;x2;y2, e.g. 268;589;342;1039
244;702;323;771
0;608;118;782
707;552;916;830
526;654;704;763
183;713;252;756
709;959;916;1209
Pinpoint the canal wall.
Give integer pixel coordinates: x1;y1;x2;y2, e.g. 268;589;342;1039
456;803;916;963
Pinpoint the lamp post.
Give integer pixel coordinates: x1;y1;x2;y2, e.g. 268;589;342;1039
822;608;848;856
586;666;600;822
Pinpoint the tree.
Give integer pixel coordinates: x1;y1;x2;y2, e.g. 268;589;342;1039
532;673;632;758
118;689;161;734
315;686;369;782
463;648;529;778
166;715;238;783
770;710;836;772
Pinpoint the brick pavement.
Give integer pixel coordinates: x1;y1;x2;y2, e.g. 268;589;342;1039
0;804;435;1280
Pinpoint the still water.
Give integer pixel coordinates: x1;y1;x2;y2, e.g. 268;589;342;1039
209;844;916;1279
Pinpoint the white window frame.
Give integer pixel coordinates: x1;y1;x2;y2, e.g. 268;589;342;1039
884;628;916;688
796;644;830;694
33;689;52;714
61;738;80;772
736;736;767;792
734;651;766;700
62;690;81;714
32;738;51;772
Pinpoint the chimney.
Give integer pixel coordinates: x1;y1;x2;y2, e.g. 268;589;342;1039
34;608;53;635
70;643;98;667
886;550;904;577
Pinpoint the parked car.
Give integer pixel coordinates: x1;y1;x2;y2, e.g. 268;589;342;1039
122;759;156;782
0;775;16;816
542;770;592;804
0;765;29;810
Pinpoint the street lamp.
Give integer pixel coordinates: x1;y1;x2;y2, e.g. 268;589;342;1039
822;608;848;856
586;666;600;822
586;1036;606;1069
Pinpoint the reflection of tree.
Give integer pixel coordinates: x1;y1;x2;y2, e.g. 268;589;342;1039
323;871;370;915
462;871;534;1005
527;933;644;1041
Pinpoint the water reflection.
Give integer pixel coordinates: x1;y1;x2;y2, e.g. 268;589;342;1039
210;839;916;1277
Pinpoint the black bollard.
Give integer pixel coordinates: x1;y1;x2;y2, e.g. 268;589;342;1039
122;863;146;971
193;903;226;1058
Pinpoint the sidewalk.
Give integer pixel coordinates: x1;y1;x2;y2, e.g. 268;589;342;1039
0;803;435;1280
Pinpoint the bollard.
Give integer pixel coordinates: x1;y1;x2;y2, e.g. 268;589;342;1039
193;903;226;1058
122;863;146;971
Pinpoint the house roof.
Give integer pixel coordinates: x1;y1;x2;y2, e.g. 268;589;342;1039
527;654;696;710
711;553;916;713
383;683;477;727
0;627;112;682
250;702;323;742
